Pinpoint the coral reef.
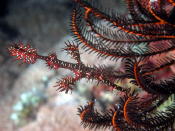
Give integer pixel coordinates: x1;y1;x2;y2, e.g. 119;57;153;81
8;0;175;130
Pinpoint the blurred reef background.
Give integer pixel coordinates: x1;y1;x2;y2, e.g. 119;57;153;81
0;0;125;130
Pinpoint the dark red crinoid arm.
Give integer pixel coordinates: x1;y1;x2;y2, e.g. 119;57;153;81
72;0;175;130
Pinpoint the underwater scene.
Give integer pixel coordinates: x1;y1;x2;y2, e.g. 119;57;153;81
1;0;175;131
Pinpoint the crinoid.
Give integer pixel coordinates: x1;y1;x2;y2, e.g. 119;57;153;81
8;0;175;130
